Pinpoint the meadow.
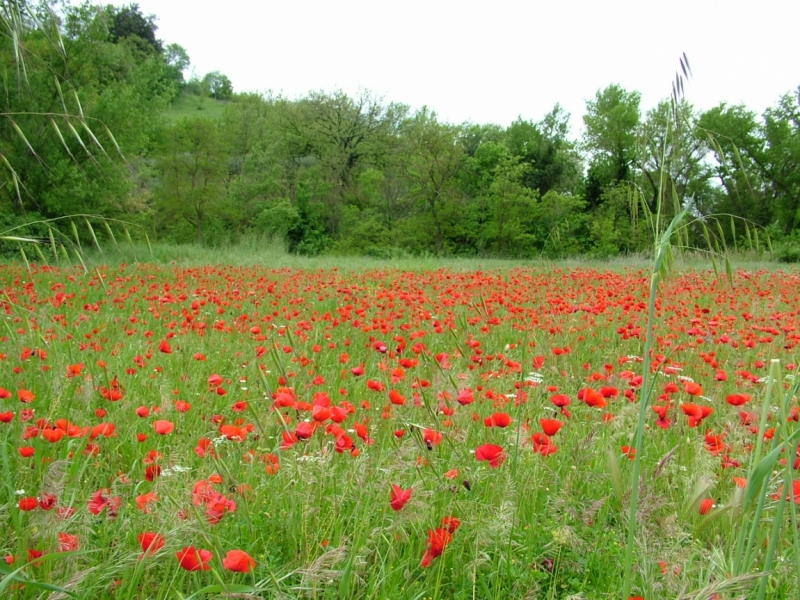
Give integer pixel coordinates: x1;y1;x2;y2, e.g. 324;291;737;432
1;253;799;599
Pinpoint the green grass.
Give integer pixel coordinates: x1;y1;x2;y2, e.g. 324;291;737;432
164;91;231;123
0;254;799;599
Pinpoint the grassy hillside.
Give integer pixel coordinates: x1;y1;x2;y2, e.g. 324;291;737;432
165;91;231;122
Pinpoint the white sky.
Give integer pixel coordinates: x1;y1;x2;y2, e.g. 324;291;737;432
106;0;798;136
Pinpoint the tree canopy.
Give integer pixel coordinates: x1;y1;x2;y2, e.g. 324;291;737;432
3;1;799;260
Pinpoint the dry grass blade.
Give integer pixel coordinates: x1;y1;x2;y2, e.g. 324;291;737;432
652;445;678;480
9;118;43;164
298;545;349;587
72;89;84;119
41;459;70;497
80;119;111;160
0;151;24;206
680;52;692;79
676;572;762;599
0;235;39;243
50;118;79;165
65;119;97;164
102;123;125;159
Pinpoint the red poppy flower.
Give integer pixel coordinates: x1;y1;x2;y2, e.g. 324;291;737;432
772;480;800;504
18;497;38;511
136;491;158;512
726;394;751;407
39;494;57;510
139;532;165;557
441;515;461;533
222;549;256;572
540;418;563;436
487;412;511;428
58;532;79;552
423;429;443;447
263;453;280;474
390;484;412;511
153;420;174;435
176;546;213;571
456;389;475;405
388;389;406;406
475;444;506;468
421;527;453;568
90;422;115;439
88;488;121;517
581;388;607;408
295;421;316;440
699;498;714;515
366;379;384;392
683;381;703;396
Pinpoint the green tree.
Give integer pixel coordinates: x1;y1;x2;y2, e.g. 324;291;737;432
478;155;539;257
164;42;190;86
154;118;230;245
277;90;406;236
760;89;800;233
637;100;713;221
106;3;162;54
583;84;641;207
399;108;464;254
1;1;171;222
697;103;770;229
202;71;233;100
505;105;581;195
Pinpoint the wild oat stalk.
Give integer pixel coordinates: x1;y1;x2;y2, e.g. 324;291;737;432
620;54;693;600
620;208;686;600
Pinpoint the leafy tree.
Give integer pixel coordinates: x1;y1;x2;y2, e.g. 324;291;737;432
202;71;233;100
697;103;770;229
1;1;170;223
583;85;641;207
154;118;230;245
277;90;406;236
505;105;581;195
106;3;162;54
399;108;464;254
637;100;712;221
164;43;190;86
760;89;800;233
477;155;539;257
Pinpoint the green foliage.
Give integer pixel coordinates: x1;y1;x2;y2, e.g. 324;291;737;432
153;117;230;245
202;70;233;100
1;0;172;224
252;198;300;242
773;228;800;262
583;84;641;206
3;2;796;261
106;2;162;53
166;91;230;122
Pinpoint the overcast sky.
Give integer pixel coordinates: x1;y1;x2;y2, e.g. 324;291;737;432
106;0;798;136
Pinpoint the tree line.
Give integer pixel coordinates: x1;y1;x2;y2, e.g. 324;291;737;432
2;2;799;259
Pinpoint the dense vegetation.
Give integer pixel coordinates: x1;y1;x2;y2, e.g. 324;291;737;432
2;2;800;259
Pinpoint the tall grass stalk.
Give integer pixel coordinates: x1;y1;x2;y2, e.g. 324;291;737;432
620;209;686;599
728;360;800;598
621;55;694;599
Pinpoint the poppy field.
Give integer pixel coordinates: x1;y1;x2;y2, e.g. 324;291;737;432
2;261;800;599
